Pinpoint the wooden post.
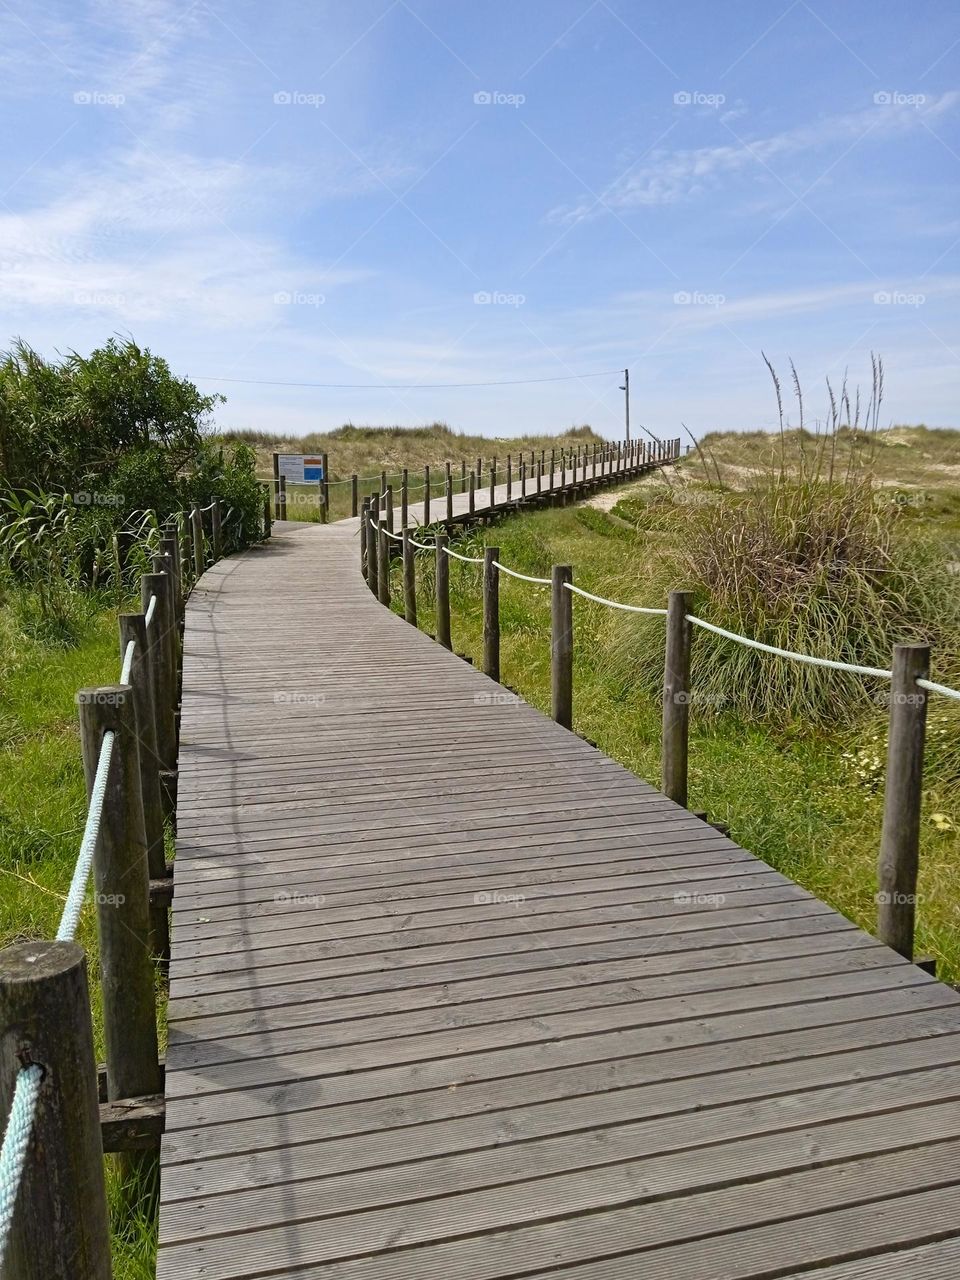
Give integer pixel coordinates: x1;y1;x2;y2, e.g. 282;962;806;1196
190;507;204;581
536;459;542;494
506;454;512;501
445;462;453;522
321;453;329;523
160;533;182;623
402;527;417;626
435;532;451;650
476;455;483;483
359;498;369;580
119;613;168;963
483;547;500;681
380;469;387;498
468;469;476;515
211;499;223;561
662;590;694;806
423;465;431;525
550;447;556;487
351;474;359;518
0;941;112;1279
461;459;467;490
489;460;496;510
401;468;408;530
877;644;931;959
520;461;527;500
377;519;390;607
278;475;287;523
77;686;162;1178
551;565;573;729
263;486;272;538
142;571;176;776
366;506;379;598
385;484;394;534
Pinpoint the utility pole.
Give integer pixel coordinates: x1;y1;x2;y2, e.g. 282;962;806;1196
619;368;630;443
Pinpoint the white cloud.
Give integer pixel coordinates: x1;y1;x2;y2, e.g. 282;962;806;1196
550;92;960;224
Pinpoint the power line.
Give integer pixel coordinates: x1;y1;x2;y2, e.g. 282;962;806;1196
195;369;623;390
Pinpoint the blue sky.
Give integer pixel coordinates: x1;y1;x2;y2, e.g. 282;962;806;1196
1;1;958;438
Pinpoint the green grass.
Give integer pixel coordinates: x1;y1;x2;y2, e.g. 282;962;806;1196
0;589;160;1279
392;500;960;981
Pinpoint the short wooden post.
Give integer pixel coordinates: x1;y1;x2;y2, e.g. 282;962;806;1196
550;447;556;487
551;565;574;729
401;468;408;530
662;590;694;806
321;453;329;523
0;941;112;1279
160;533;182;623
211;499;223;561
461;459;467;490
351;474;359;518
119;613;168;962
142;571;176;776
263;486;272;538
468;470;476;515
489;460;496;510
445;462;453;522
377;519;390;606
536;459;542;494
423;465;431;525
435;532;451;650
366;506;379;598
520;461;527;499
359;498;369;580
385;484;394;534
402;527;417;626
190;506;204;581
483;546;500;681
506;454;512;501
77;686;162;1179
274;475;282;520
380;469;387;498
278;475;287;522
877;644;931;959
476;455;483;483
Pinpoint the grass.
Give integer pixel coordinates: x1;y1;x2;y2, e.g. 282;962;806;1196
393;496;960;982
0;585;160;1280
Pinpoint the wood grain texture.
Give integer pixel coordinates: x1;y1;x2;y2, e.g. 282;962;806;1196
157;499;960;1279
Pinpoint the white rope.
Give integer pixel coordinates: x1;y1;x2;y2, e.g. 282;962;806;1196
408;534;435;550
119;640;136;684
56;730;115;942
444;546;484;564
144;594;157;628
492;561;551;586
564;582;668;616
687;615;893;679
916;677;960;702
0;1064;43;1269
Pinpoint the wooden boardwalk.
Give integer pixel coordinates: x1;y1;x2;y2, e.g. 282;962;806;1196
158;489;960;1278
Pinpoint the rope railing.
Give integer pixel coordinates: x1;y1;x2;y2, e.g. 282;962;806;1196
0;490;258;1276
360;439;958;968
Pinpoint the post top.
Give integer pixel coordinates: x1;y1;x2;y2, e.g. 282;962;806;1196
0;939;85;984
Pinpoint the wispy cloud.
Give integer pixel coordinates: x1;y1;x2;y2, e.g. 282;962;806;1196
549;93;960;224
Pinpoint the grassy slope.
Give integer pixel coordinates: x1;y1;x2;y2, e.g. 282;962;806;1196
0;594;158;1279
397;494;960;981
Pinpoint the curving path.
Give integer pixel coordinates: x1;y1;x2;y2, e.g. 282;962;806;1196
157;482;960;1279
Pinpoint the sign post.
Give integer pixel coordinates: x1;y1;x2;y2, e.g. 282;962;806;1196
272;453;326;522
